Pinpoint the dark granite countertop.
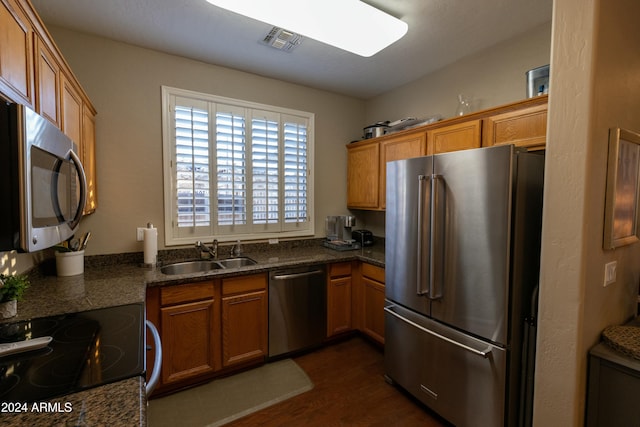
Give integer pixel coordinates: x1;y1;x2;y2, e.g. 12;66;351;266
3;377;145;427
1;238;385;426
8;239;384;322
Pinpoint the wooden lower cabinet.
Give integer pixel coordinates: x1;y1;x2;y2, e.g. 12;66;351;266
221;273;268;367
327;262;353;337
157;281;220;388
146;275;268;396
161;298;220;384
360;264;386;345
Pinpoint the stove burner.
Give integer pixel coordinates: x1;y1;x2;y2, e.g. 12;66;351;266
0;303;144;402
99;345;125;373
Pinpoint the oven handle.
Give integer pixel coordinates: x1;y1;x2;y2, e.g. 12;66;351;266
145;320;162;395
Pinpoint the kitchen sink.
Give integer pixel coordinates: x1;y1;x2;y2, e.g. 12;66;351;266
216;257;258;268
160;260;223;275
160;257;258;275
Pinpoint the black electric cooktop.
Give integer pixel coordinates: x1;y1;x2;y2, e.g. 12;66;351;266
0;303;145;402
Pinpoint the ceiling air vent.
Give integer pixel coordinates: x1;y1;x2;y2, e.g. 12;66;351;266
262;27;303;52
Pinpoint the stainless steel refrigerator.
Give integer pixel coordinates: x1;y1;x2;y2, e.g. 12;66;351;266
384;144;544;427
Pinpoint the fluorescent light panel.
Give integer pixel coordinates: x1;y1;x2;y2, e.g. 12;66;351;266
205;0;408;57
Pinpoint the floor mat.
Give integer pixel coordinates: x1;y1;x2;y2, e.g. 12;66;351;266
148;359;314;427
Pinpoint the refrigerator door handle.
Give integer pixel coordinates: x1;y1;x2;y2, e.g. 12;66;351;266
429;174;444;299
417;175;430;296
384;305;492;358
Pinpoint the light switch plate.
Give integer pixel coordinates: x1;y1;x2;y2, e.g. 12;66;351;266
604;261;617;287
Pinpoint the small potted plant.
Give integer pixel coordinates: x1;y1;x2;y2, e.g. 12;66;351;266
0;273;30;319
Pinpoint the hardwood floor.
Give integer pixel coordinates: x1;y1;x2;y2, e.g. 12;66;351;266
227;336;449;426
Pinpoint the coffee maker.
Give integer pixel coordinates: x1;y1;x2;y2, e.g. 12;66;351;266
324;215;358;249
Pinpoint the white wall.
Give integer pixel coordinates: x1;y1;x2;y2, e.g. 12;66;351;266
534;0;640;425
364;22;552;126
36;27;365;255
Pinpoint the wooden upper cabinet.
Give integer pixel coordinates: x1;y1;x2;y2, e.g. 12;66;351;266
379;131;426;209
60;74;82;145
347;130;426;210
61;74;99;214
1;0;99;214
34;35;60;126
483;103;547;150
82;104;97;214
346;98;547;213
347;140;380;209
427;119;482;155
0;0;34;105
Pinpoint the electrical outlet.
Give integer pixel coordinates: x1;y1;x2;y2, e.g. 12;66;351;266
269;238;279;244
136;227;145;242
604;261;617;287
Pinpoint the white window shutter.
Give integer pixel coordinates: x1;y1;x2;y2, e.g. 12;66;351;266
162;86;314;245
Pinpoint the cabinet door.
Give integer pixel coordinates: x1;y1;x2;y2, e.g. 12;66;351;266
34;35;60;125
0;0;33;104
379;131;427;209
427;120;482;155
82;105;97;214
161;298;220;385
362;277;385;345
327;275;352;337
221;290;268;367
60;73;82;146
483;103;547;150
347;141;380;209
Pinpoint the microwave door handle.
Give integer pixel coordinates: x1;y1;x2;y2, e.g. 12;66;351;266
68;149;87;229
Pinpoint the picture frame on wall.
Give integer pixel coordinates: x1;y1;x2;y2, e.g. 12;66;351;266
604;128;640;249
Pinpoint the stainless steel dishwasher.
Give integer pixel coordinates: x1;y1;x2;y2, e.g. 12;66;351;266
268;265;326;358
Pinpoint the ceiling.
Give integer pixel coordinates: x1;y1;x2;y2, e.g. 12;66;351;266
30;0;553;100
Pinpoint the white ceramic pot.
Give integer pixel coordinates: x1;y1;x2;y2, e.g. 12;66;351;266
55;250;85;276
0;299;17;319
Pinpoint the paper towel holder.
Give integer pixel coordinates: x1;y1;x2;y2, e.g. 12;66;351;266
142;222;159;268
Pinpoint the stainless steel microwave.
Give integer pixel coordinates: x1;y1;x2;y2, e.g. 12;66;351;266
0;102;86;252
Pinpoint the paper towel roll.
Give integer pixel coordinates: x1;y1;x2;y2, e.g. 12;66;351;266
143;225;158;265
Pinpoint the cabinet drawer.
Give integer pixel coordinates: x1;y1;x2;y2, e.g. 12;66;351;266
161;281;215;306
362;263;385;283
222;273;267;296
329;262;352;278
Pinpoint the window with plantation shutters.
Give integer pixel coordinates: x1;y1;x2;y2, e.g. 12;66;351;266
174;104;210;228
162;86;314;245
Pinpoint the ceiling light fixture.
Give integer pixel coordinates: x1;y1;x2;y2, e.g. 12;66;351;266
205;0;408;57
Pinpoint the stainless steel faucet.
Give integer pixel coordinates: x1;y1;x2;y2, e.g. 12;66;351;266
195;240;218;259
230;240;243;257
